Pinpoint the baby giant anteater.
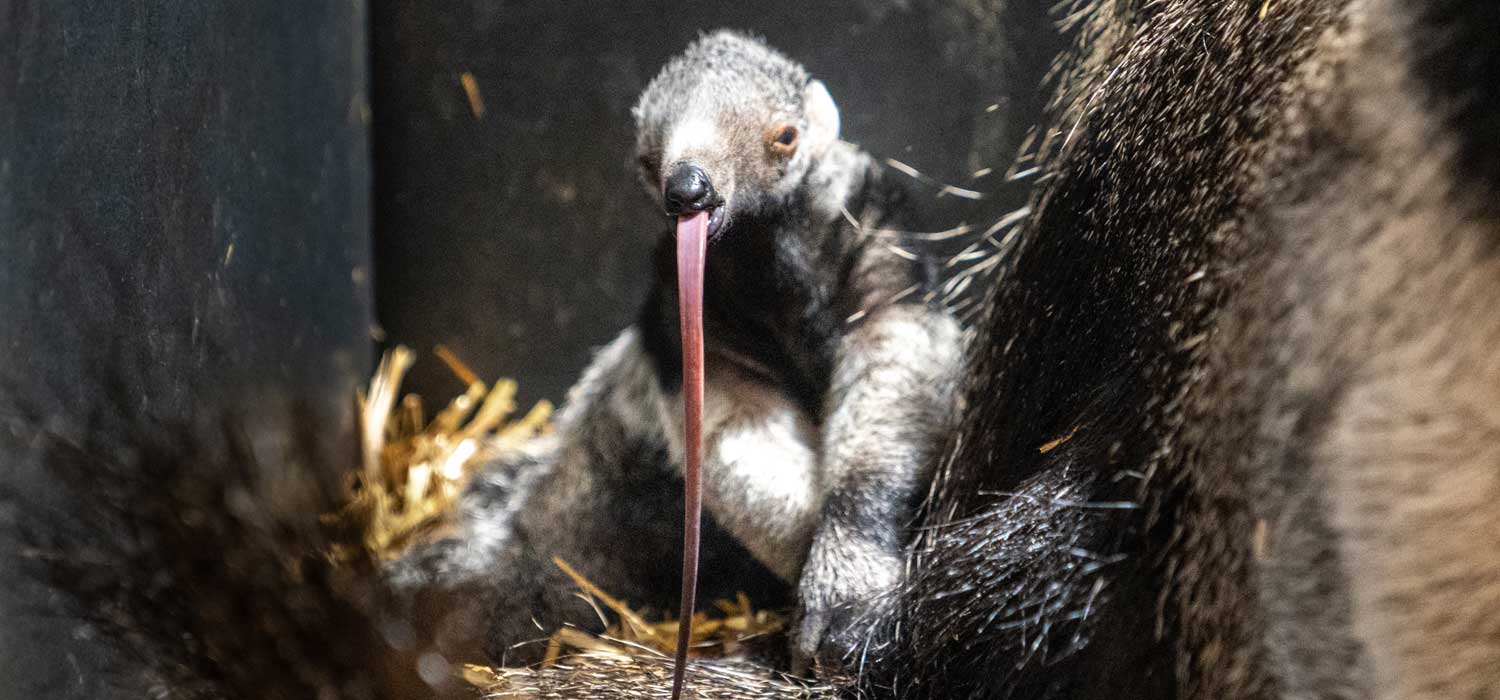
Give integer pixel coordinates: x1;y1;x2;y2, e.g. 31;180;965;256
391;28;966;674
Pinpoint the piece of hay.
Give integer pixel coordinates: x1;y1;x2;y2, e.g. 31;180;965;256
457;559;801;698
332;345;552;562
546;558;786;662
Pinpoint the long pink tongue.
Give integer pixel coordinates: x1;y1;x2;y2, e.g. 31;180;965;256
670;211;708;700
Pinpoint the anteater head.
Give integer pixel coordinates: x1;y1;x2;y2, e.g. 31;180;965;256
633;30;841;239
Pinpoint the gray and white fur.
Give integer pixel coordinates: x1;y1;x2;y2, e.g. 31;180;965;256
392;29;966;670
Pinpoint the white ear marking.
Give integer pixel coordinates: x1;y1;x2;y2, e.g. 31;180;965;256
804;80;840;154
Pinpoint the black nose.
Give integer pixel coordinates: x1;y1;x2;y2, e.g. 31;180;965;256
663;164;715;216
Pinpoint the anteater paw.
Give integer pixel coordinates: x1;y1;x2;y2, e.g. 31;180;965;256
791;532;901;675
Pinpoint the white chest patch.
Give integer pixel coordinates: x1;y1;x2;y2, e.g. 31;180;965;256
657;354;823;581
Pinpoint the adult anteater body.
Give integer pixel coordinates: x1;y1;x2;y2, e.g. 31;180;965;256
867;1;1500;699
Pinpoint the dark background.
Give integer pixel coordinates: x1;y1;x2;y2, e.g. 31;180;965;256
0;0;372;438
370;0;1060;407
0;1;1058;696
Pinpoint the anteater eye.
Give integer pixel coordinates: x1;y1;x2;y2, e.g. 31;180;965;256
768;125;799;155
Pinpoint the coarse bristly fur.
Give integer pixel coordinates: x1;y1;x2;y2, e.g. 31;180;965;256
854;0;1500;699
0;389;422;699
8;1;1500;699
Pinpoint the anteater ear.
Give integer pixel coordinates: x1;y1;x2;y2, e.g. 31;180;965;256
803;80;840;154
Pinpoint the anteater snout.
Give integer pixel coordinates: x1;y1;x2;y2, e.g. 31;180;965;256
663;163;716;216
